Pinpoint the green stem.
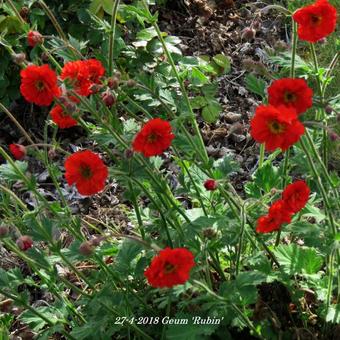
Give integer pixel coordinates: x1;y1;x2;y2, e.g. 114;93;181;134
128;179;146;239
299;138;337;236
39;0;68;42
141;0;209;167
304;131;339;207
290;20;297;78
108;0;120;75
258;144;265;168
0;102;36;145
235;204;246;276
6;0;25;24
275;149;290;246
193;280;263;339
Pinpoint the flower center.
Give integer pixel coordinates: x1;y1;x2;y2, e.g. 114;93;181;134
35;80;45;91
80;165;93;179
164;262;176;274
147;133;158;143
310;14;322;25
268;120;285;134
284;91;297;103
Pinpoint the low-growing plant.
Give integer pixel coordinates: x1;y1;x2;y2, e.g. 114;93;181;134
0;0;339;339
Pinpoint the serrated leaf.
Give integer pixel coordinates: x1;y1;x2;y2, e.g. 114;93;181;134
202;101;222;123
212;54;231;74
274;244;323;275
0;161;28;181
253;161;280;193
245;74;266;98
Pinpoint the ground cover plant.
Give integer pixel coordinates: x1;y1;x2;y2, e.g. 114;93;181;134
0;0;339;339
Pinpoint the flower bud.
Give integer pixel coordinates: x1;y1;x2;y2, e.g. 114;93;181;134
64;101;77;114
19;7;29;18
318;37;327;44
48;148;58;160
124;148;134;159
107;77;119;90
101;90;116;107
11;52;26;65
241;27;256;41
9;144;27;160
203;228;217;240
27;31;44;47
0;299;13;313
204;179;218;191
0;226;9;238
41;52;49;63
113;71;121;79
90;235;105;247
16;236;33;251
89;83;103;94
126;79;136;88
325;105;333;114
329;132;339;142
79;241;94;256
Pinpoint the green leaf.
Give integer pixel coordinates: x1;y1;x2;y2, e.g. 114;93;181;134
253;162;280;193
214;155;240;178
245;74;266;98
190;96;206;109
212;54;231;74
274;244;323;275
136;26;158;41
0;161;28;182
115;239;143;275
201;101;222;123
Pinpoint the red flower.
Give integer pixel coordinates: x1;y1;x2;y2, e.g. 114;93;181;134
64;150;108;196
16;235;33;251
292;0;337;43
256;200;293;233
85;59;105;84
61;59;105;96
132;118;175;157
144;247;195;288
20;64;61;106
268;78;313;115
282;180;310;213
27;31;44;47
9;144;26;160
50;105;78;129
250;105;305;151
204;179;218;191
61;61;92;96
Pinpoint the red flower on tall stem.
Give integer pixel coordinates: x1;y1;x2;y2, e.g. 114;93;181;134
20;64;61;106
292;0;337;43
144;247;195;288
50;105;78;129
64;150;108;196
268;78;313;115
256;200;293;234
250;105;305;151
132;118;175;157
282;180;311;213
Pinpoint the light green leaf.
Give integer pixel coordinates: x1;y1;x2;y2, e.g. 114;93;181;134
274;244;323;275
